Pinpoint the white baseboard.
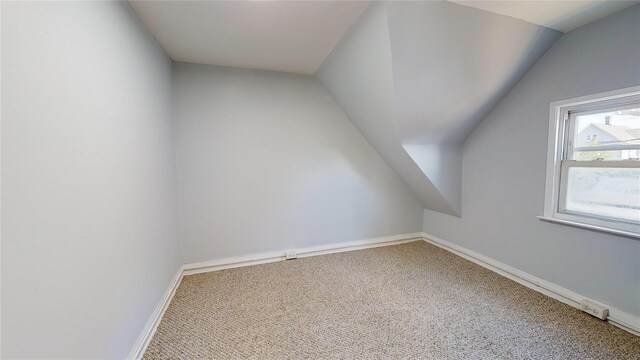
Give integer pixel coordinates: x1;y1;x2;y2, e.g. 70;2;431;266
128;266;184;360
129;230;638;358
129;232;424;358
182;232;424;275
421;232;640;336
182;250;285;276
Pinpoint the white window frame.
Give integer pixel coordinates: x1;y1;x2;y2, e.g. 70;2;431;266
540;86;640;239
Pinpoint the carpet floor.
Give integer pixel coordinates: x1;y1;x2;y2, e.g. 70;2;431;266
143;241;640;359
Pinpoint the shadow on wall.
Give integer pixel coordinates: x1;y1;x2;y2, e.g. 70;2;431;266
279;81;429;245
402;143;463;216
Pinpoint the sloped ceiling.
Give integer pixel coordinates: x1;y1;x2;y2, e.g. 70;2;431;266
315;3;457;216
317;2;561;216
449;0;639;33
128;0;618;217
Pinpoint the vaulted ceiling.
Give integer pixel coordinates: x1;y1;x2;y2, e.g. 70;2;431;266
129;0;638;74
129;0;635;216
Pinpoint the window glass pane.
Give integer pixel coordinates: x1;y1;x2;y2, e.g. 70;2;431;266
572;107;640;161
564;167;640;223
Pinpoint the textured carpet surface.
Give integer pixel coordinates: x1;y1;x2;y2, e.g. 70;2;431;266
143;241;640;359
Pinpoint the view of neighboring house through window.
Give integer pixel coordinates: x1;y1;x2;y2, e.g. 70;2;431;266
564;107;640;224
543;88;640;237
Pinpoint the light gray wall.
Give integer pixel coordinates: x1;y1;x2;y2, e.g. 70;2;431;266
423;5;640;317
173;63;423;263
1;2;180;358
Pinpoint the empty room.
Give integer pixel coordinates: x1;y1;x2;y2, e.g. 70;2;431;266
2;0;640;359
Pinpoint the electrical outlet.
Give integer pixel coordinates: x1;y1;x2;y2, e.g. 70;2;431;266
581;300;608;320
284;250;297;260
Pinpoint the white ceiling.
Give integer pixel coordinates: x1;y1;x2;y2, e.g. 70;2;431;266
130;0;638;74
129;0;369;75
449;0;639;33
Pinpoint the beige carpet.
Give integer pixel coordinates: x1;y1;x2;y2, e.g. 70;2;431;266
143;241;640;359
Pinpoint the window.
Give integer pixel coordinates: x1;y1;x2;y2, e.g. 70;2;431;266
542;86;640;238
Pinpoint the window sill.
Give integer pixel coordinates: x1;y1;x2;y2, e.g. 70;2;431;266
537;216;639;239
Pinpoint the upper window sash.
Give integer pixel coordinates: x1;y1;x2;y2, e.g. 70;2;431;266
564;101;640;158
